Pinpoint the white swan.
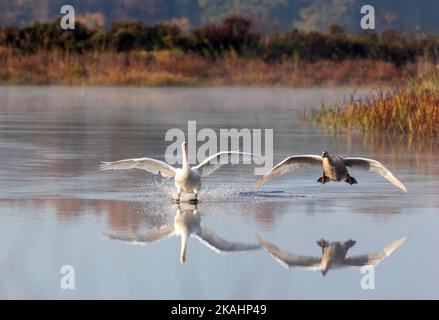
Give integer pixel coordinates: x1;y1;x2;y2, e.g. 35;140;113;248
256;150;407;192
256;235;406;276
103;204;260;263
100;142;255;200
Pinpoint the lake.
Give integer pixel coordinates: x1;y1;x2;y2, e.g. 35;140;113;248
0;86;438;299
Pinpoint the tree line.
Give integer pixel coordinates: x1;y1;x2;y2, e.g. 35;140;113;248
1;15;438;66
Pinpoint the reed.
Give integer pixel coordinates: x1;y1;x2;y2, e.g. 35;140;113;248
313;74;439;138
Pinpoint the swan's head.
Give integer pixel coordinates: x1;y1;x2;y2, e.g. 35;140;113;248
321;151;329;158
182;141;188;153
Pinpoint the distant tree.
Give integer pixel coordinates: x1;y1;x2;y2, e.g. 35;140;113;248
294;0;356;32
186;15;260;58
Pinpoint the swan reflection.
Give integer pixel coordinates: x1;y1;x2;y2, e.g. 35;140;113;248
103;203;260;263
256;235;406;276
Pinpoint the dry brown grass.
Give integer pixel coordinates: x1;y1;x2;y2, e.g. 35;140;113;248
0;48;417;87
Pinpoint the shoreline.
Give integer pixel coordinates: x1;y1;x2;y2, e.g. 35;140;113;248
0;83;387;90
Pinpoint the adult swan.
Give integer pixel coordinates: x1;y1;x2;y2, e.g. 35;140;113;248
100;142;255;201
256;150;407;192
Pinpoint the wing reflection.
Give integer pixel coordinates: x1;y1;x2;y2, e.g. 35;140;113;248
103;203;260;263
256;235;406;276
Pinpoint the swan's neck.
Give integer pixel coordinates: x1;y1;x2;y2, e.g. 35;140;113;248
182;145;189;171
179;232;188;264
325;155;334;165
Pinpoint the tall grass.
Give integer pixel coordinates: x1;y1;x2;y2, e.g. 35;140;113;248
0;48;419;87
313;73;439;138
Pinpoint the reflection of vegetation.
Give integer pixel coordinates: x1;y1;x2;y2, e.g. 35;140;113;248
336;132;439;175
313;74;439;138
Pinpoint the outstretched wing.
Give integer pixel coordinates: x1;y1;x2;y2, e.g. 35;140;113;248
344;236;407;267
256;155;322;189
102;225;175;245
194;227;260;253
193;151;256;177
256;235;321;270
99;158;177;178
343;157;407;192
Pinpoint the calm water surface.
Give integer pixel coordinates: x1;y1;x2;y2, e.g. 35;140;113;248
0;86;438;299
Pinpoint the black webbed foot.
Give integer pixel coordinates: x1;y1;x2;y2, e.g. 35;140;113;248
317;239;329;248
344;239;356;248
317;176;330;184
345;175;358;185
